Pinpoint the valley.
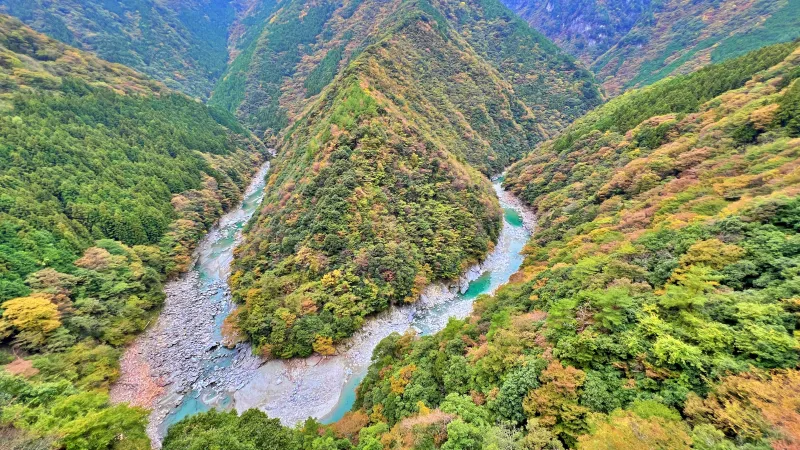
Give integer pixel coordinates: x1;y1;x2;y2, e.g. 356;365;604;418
1;1;799;449
112;169;534;446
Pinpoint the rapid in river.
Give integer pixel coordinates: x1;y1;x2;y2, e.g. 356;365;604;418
111;164;534;446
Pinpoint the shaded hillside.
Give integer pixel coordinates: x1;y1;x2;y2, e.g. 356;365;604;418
593;0;800;95
0;14;165;96
211;0;601;140
504;0;800;95
0;0;270;97
500;0;652;64
166;40;800;450
0;16;265;449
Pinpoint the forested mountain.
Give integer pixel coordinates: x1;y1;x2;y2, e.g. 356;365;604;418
3;0;798;448
167;39;800;450
500;0;652;64
7;0;799;99
210;0;601;138
0;16;266;448
504;0;800;95
0;0;282;97
224;0;601;358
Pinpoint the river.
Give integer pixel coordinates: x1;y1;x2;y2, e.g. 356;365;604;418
111;165;534;446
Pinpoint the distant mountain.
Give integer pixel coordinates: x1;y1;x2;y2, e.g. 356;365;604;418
501;0;652;64
0;0;280;97
504;0;800;95
225;0;602;358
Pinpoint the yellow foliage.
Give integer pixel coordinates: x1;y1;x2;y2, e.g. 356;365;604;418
390;364;417;394
677;239;744;270
321;269;343;289
417;401;431;416
2;294;62;345
370;404;386;423
312;335;336;356
275;308;297;328
578;411;692;450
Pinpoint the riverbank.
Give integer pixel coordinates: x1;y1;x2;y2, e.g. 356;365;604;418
229;180;534;426
111;171;534;446
110;162;271;446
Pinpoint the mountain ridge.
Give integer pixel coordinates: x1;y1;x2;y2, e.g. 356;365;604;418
210;0;601;140
224;0;601;358
0;0;278;97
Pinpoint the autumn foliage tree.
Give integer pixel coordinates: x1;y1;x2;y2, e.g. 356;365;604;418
1;294;61;349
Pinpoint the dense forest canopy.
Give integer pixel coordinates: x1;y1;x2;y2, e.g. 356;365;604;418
0;16;266;448
169;41;800;450
0;0;242;97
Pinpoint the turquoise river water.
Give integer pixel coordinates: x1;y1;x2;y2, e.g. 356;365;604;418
145;171;532;441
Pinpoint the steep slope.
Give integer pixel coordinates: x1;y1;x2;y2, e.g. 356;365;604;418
0;0;279;97
505;0;800;96
211;0;601;139
0;16;265;449
594;0;800;95
165;41;800;449
226;0;600;359
500;0;652;64
493;41;800;447
0;14;164;96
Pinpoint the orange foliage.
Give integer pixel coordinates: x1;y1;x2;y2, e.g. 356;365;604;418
312;336;336;356
578;411;692;450
331;411;370;442
685;370;800;447
221;310;244;349
74;247;115;271
524;360;587;431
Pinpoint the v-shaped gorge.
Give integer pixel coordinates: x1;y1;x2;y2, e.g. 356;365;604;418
108;0;601;441
224;0;602;360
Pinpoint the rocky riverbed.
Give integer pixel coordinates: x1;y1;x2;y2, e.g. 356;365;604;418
110;162;271;446
231;179;534;427
111;169;534;446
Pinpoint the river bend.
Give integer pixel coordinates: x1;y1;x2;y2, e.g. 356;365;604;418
111;166;534;446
